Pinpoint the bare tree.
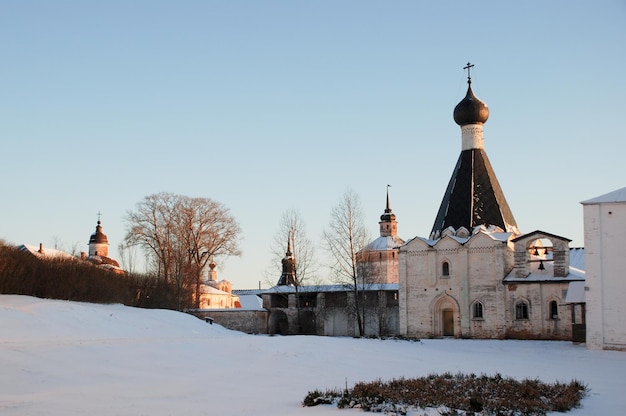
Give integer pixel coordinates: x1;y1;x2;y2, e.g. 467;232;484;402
323;189;370;337
124;192;242;310
117;241;138;275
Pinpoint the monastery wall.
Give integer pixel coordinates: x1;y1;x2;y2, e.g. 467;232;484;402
189;310;268;334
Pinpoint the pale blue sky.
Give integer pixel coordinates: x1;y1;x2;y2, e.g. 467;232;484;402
2;1;625;289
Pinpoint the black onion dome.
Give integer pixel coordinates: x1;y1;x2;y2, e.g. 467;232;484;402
453;84;489;126
89;220;109;244
380;210;396;222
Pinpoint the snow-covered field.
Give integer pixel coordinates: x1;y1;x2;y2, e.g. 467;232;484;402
1;295;623;415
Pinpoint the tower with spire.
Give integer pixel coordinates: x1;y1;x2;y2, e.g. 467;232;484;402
277;236;297;286
359;186;405;284
430;63;519;239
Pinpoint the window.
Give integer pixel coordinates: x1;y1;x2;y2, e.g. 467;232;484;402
271;294;288;308
515;301;529;320
386;291;399;306
442;261;450;277
297;293;317;308
549;300;559;319
473;302;484;319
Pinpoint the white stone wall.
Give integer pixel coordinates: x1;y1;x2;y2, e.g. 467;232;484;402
88;242;108;257
584;201;626;350
504;282;572;340
399;233;511;339
399;231;573;340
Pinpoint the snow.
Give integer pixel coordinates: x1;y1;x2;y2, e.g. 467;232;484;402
1;295;624;415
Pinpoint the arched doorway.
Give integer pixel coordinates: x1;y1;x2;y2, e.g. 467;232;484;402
269;310;289;335
442;309;454;336
298;310;317;334
432;294;459;337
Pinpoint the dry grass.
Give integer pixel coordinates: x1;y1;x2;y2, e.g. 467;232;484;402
303;372;587;415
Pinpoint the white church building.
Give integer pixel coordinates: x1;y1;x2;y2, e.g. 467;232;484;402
398;66;585;340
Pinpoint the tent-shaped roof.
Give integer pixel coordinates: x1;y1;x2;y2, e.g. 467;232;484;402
581;186;626;204
431;149;518;238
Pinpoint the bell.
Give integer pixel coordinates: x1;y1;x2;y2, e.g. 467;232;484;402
532;247;539;256
538;260;545;271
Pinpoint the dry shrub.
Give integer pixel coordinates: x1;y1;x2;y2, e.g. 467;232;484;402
303;372;587;415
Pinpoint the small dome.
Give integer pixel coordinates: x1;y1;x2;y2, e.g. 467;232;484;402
89;220;109;244
380;211;396;222
453;84;489;126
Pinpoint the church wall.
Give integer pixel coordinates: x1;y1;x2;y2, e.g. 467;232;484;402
199;292;238;309
503;282;572;340
584;201;626;350
399;244;432;338
465;245;507;338
89;242;108;257
399;235;571;340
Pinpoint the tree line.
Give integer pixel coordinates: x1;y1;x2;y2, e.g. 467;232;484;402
2;189;381;334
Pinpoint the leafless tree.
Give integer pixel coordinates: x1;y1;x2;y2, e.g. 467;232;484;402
323;189;371;337
117;241;138;275
124;192;241;309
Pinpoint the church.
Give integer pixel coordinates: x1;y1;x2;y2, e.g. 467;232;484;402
398;65;584;340
212;65;587;341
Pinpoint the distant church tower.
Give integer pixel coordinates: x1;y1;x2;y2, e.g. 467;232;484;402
430;63;519;238
277;237;297;286
359;187;405;284
88;219;109;257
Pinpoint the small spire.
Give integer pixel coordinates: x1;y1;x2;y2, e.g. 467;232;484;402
385;185;392;213
286;233;292;257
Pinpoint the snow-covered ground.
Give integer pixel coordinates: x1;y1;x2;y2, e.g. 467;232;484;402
1;295;624;415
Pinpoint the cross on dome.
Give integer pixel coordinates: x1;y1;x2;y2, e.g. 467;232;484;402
463;62;475;83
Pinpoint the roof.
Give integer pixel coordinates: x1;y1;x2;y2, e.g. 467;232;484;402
18;244;75;260
581;186;626;204
233;289;265;296
511;230;571;243
363;235;404;251
237;294;265;310
199;284;232;295
565;281;586;303
405;226;512;248
262;283;399;294
431;149;519;237
89;221;109;244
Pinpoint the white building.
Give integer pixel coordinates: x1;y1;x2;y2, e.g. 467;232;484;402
398;68;584;340
581;187;626;350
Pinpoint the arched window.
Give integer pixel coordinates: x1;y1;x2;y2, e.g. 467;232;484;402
472;302;484;319
515;301;529;320
442;261;450;277
550;300;559;319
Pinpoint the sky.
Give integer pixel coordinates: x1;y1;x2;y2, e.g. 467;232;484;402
1;294;625;415
1;1;625;289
